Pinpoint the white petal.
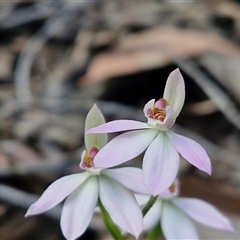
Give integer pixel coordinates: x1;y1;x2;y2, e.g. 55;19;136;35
94;129;158;168
61;176;98;240
103;167;149;194
85;104;108;150
163;69;185;117
173;198;234;231
167;131;212;175
25;172;90;216
143;132;179;196
134;193;150;207
162;200;199;239
87;120;150;133
99;175;143;238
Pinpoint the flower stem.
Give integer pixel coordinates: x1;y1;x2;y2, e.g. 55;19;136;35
98;199;123;240
142;195;158;216
146;222;163;240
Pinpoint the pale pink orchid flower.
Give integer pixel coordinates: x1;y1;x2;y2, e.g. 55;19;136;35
26;105;146;240
136;180;234;240
87;69;212;195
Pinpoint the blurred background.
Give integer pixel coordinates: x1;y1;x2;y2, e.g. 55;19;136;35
0;0;240;239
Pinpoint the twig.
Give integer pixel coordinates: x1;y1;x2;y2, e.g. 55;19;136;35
177;59;240;131
13;2;90;108
0;2;61;30
0;184;61;220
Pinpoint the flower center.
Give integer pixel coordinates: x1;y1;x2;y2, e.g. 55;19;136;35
148;98;168;122
150;108;166;122
82;147;99;168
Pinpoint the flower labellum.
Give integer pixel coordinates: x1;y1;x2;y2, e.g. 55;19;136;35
147;98;167;122
82;147;99;168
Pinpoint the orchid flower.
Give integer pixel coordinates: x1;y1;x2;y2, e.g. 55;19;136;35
136;180;234;240
26;104;146;240
87;69;211;195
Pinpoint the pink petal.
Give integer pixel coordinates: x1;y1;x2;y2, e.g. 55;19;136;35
167;131;212;175
143;132;179;196
103;167;149;194
162;201;199;239
99;176;143;238
87;120;150;133
143;99;155;117
173;198;234;231
94;129;158;168
163;69;185;117
61;176;98;240
25;172;90;216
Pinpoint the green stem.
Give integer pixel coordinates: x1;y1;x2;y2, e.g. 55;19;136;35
142;195;163;240
98;199;123;240
142;195;158;216
146;222;162;240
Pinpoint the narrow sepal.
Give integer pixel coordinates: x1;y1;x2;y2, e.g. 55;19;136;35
162;201;199;239
94;129;158;168
173;198;234;231
163;69;185;117
85;104;108;150
61;176;98;240
167;131;212;175
87;120;151;134
103;167;149;194
99;176;143;238
25;172;90;217
143;132;179;195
